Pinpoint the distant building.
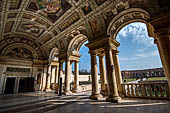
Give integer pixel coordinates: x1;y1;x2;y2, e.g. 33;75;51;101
121;68;165;79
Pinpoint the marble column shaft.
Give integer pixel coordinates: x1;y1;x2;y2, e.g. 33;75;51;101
46;65;51;90
57;62;63;92
55;66;59;84
89;51;100;99
99;55;107;96
155;29;170;93
51;66;56;84
105;48;120;103
154;39;169;80
112;50;123;95
65;59;71;93
73;61;79;92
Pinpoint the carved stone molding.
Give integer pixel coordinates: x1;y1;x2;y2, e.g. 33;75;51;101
107;8;150;39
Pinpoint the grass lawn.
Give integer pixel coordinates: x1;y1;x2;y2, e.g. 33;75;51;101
123;78;137;83
148;77;167;81
123;77;167;83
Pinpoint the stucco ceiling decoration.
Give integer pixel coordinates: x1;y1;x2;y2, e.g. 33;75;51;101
1;0;169;61
49;47;59;62
107;8;150;39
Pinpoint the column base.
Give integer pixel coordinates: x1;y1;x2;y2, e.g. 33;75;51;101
118;91;125;98
100;90;108;97
72;89;79;93
63;91;72;95
89;94;102;100
106;96;121;103
44;88;51;92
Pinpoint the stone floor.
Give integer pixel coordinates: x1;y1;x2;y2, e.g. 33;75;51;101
0;91;170;113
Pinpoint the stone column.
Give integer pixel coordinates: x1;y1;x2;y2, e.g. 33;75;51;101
57;62;63;93
51;65;56;84
154;39;169;79
55;66;59;84
155;28;170;96
72;61;79;93
112;50;123;96
89;51;101;100
58;62;63;83
64;59;72;95
45;65;51;91
99;55;107;96
105;48;120;103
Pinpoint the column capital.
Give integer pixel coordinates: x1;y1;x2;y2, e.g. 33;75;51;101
103;46;113;52
89;50;98;56
112;50;119;55
154;39;159;46
154;28;170;38
74;60;79;63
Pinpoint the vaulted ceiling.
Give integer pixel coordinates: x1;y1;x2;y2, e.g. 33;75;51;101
0;0;169;60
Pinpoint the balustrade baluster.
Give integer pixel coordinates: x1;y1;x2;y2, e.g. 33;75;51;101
141;84;146;97
135;84;139;96
165;84;169;98
127;84;130;96
122;84;126;96
149;85;153;97
154;85;159;97
131;84;135;96
159;84;164;97
121;82;169;99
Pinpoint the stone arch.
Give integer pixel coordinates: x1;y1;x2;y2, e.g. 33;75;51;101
107;8;150;39
67;34;88;53
1;43;39;59
49;47;59;61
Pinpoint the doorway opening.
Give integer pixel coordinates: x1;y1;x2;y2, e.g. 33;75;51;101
4;77;16;94
18;77;35;93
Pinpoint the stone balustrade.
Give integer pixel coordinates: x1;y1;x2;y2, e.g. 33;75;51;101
122;82;170;99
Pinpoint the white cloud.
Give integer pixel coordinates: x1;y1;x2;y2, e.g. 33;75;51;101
119;50;159;61
117;22;154;46
136;50;158;57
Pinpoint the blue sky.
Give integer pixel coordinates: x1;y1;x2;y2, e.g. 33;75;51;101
78;22;162;71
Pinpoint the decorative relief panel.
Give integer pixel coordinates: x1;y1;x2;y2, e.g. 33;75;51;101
8;13;17;18
58;12;80;31
0;37;40;51
107;8;150;37
89;18;100;36
22;13;50;29
10;0;22;9
17;20;45;37
6;47;34;59
7;67;31;73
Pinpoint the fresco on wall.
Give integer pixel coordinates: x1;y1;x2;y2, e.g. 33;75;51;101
7;47;33;59
89;18;100;35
